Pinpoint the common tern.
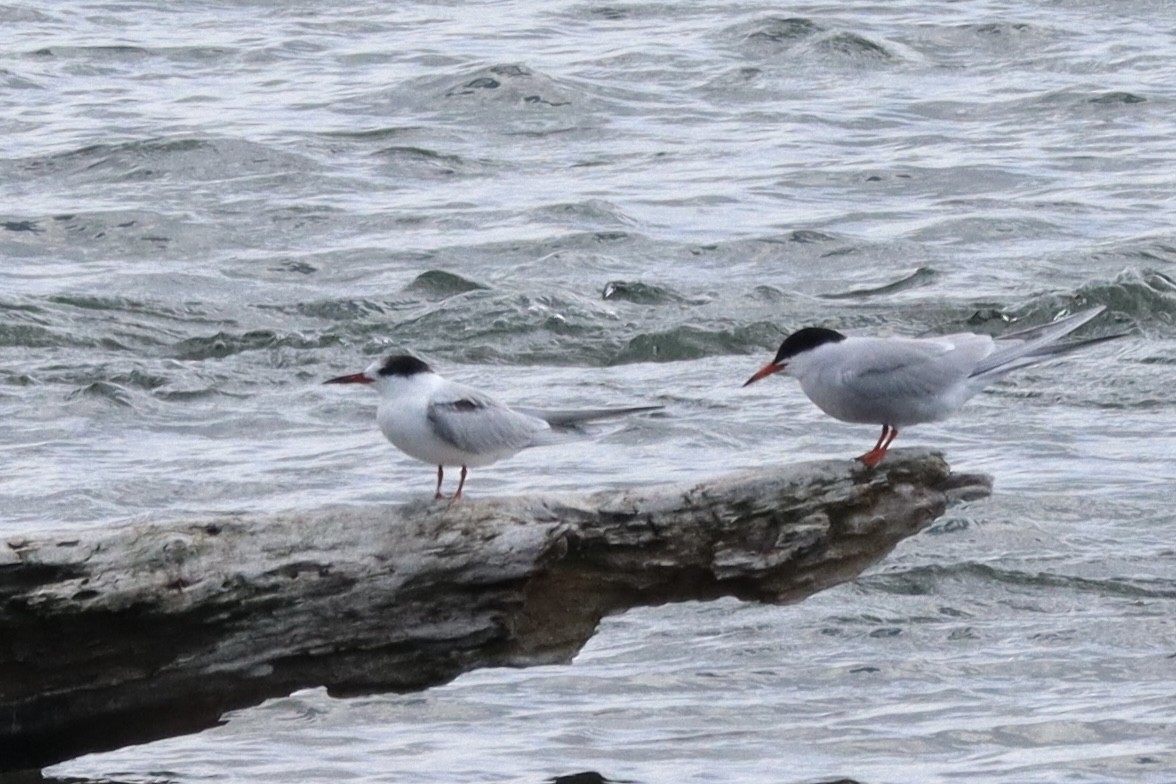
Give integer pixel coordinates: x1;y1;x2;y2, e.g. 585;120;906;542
743;305;1125;467
325;355;661;500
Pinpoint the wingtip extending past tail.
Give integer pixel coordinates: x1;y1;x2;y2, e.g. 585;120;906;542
995;305;1106;343
512;404;667;430
518;404;663;448
970;305;1128;379
524;404;664;429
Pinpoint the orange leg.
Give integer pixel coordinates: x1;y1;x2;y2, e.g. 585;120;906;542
452;466;469;500
434;466;445;501
857;425;899;468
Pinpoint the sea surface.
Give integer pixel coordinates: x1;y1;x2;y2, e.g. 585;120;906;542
3;0;1175;782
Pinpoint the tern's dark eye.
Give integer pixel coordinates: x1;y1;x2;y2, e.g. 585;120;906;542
378;355;432;377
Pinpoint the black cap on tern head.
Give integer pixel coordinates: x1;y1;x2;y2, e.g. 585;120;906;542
324;354;433;385
378;355;433;378
772;327;846;365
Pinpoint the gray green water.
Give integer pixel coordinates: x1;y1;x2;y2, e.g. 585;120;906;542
2;1;1174;781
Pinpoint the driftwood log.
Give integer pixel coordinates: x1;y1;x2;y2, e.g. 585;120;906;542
0;449;990;772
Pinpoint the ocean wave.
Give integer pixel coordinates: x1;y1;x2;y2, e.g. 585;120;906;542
601;280;684;305
0;269;1169;380
862;562;1176;600
404;270;489;298
13;136;319;185
441;63;578;109
1004;269;1175;332
370;145;498;179
172;330;338;362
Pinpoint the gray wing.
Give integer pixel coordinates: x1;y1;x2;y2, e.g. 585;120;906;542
426;390;551;456
838;336;991;401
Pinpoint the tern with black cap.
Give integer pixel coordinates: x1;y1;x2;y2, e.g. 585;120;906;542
743;306;1124;467
326;355;661;500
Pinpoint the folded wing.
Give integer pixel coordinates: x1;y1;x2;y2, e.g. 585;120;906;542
426;395;551;456
840;336;991;401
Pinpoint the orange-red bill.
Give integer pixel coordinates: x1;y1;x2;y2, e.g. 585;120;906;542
742;362;786;387
324;373;373;385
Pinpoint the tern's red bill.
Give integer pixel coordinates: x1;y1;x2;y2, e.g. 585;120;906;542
324;373;373;385
742;362;786;387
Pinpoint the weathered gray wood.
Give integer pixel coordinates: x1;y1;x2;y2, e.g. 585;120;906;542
0;449;990;772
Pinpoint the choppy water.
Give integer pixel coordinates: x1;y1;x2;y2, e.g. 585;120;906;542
3;0;1175;781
